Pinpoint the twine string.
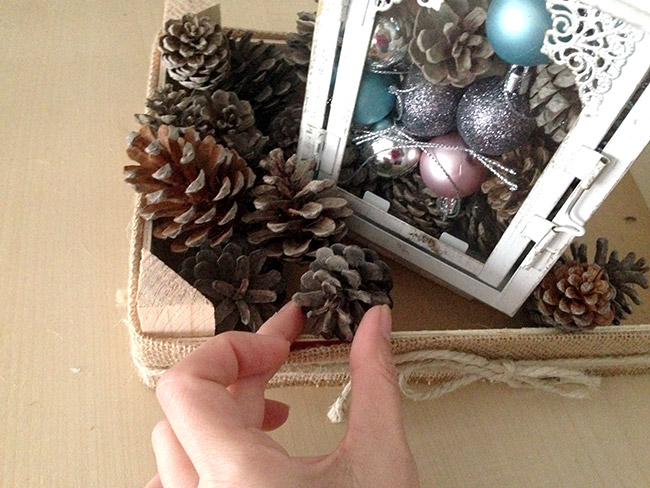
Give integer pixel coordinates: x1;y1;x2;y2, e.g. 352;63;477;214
327;349;602;423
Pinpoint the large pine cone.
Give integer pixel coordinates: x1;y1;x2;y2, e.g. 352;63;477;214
135;84;211;135
242;149;353;261
223;31;301;128
179;241;285;333
384;173;454;238
481;134;551;226
269;104;303;157
124;125;256;252
527;261;616;332
409;0;494;88
285;11;316;82
159;14;230;91
573;238;648;324
292;244;393;341
530;63;581;144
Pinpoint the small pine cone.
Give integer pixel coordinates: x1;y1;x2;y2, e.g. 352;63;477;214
576;238;648;324
242;149;353;261
269;104;303;157
223;31;302;127
530;63;581;144
409;0;493;88
135;84;212;136
292;244;393;341
159;14;231;91
338;142;381;198
464;192;506;259
481;134;551;226
285;11;316;82
385;173;454;238
206;90;269;161
124;125;256;253
527;262;616;332
179;241;285;333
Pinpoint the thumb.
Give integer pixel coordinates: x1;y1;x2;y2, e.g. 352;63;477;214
345;305;406;444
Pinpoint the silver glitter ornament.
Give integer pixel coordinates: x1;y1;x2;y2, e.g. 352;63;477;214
395;66;462;139
367;12;410;71
361;131;421;178
456;68;536;156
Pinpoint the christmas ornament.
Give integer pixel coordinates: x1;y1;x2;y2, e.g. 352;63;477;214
242;149;353;261
409;0;494;88
486;0;552;66
360;126;421;178
124;125;256;253
292;244;393;341
530;63;581;144
159;14;230;91
395;66;462;139
367;11;410;71
419;132;487;198
179;240;285;333
570;239;648;324
456;68;537;155
353;72;398;126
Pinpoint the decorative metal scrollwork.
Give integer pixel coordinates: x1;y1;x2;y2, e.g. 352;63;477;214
542;0;644;115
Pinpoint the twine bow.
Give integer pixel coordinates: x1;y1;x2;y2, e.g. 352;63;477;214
327;349;602;423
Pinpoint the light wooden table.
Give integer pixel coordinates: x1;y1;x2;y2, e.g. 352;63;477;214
1;2;649;487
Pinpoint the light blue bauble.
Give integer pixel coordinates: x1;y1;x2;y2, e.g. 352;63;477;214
486;0;552;66
353;72;397;126
372;117;394;132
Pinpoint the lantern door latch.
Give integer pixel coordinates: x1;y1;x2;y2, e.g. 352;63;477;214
521;148;610;271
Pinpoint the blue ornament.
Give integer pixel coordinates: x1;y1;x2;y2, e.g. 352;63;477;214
486;0;552;66
353;72;397;126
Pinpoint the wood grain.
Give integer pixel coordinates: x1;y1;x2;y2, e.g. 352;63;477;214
0;1;649;487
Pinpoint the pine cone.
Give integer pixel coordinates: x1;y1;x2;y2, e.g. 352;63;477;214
481;134;551;226
205;90;269;162
242;149;353;261
269;104;303;157
285;11;315;82
530;63;582;144
292;244;393;341
464;192;505;259
179;241;285;333
159;14;231;91
338;142;381;198
384;173;454;238
135;84;212;136
409;0;494;88
527;261;616;332
574;238;648;324
222;31;302;128
124;125;256;253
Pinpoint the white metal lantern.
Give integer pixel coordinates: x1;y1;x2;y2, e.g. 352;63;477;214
298;0;650;315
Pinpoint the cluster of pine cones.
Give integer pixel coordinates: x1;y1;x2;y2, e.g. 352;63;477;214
124;13;392;340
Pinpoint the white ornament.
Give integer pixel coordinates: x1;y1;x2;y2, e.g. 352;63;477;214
542;0;644;116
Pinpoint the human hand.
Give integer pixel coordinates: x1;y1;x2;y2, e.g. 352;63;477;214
145;302;419;488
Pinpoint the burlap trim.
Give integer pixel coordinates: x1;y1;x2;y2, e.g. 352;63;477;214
125;12;650;390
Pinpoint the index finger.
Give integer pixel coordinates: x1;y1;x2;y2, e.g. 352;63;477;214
155;303;304;472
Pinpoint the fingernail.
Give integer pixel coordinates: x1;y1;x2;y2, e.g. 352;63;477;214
378;304;392;340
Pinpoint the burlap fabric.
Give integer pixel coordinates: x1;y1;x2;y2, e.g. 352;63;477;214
127;7;650;391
